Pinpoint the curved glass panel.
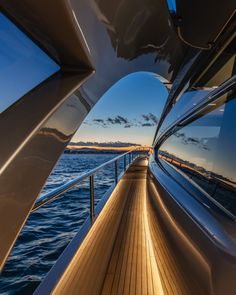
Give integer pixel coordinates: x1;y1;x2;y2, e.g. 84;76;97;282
158;89;210;137
157;37;236;141
0;12;60;113
195;37;236;88
159;91;236;216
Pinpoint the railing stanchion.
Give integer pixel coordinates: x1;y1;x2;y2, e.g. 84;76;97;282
33;149;138;212
115;160;118;184
90;175;95;219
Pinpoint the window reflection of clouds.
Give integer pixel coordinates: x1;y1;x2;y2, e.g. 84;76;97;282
161;125;220;172
213;99;236;182
159;90;210;136
0;13;60;113
159;96;236;216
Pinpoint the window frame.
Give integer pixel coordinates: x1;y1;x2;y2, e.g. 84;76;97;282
155;75;236;220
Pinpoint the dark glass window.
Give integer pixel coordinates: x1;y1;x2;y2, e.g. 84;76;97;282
158;91;236;216
195;37;236;88
0;12;60;113
158;89;210;136
156;37;236;140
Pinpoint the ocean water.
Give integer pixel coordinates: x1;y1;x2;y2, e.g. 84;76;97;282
0;153;126;295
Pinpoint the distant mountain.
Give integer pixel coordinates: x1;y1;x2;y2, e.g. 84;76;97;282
69;141;141;148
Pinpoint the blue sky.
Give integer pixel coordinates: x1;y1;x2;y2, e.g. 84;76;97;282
72;72;168;145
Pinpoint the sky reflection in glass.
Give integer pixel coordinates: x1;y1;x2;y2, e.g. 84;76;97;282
0;13;60;113
159;95;236;216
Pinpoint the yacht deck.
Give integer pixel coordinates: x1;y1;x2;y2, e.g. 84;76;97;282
51;157;191;295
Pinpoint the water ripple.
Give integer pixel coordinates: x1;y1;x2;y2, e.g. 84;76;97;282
0;153;123;294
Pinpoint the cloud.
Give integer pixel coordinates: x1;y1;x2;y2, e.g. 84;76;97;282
117;115;129;124
186;137;199;144
107;117;114;124
141;123;154;127
149;113;159;124
93;115;130;127
92;119;107;128
142;114;150;122
142;113;158;124
89;113;159;128
93;119;104;124
107;115;129;125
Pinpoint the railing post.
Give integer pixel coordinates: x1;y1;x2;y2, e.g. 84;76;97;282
129;153;131;164
90;175;95;219
115;160;118;184
124;155;126;171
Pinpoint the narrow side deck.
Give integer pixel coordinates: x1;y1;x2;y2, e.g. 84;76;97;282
50;157;192;295
101;158;163;295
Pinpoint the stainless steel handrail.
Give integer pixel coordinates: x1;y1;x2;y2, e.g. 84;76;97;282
32;149;143;213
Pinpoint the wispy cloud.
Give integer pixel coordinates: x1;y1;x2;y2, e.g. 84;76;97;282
93;119;104;124
88;113;158;128
107;115;129;125
92;119;108;128
141;123;154;127
142;113;158;124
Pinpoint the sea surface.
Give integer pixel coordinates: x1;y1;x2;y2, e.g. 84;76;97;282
0;153;126;295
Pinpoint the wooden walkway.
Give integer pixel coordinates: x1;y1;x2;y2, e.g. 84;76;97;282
51;157;190;295
101;158;163;295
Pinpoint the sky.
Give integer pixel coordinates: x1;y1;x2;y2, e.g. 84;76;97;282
72;72;169;146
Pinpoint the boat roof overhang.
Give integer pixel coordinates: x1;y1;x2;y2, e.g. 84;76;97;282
175;0;236;49
1;0;235;104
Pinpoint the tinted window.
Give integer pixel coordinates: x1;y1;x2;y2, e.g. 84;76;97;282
195;37;236;88
0;13;60;113
156;38;236;140
158;89;210;137
159;92;236;216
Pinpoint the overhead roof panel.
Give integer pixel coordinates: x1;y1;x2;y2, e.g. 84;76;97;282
175;0;236;49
